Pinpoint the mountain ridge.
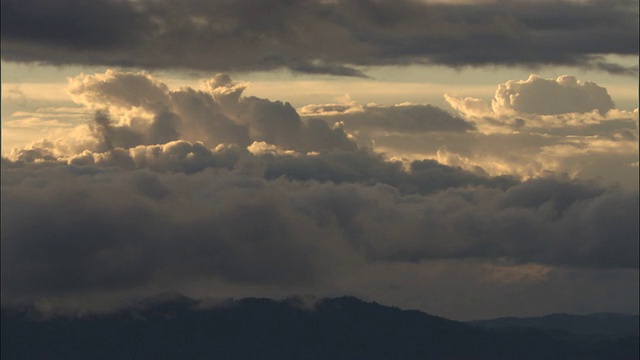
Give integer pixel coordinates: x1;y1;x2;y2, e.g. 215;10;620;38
3;295;638;360
466;312;639;340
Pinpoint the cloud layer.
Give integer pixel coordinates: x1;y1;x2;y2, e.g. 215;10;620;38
3;155;637;300
2;0;638;75
1;70;638;319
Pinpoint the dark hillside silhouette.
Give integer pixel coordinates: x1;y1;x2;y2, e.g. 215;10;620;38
468;312;639;340
3;295;638;360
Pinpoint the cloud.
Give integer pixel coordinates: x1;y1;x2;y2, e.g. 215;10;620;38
447;74;620;122
2;158;637;309
1;70;637;318
260;150;517;194
9;72;634;190
299;101;475;137
68;70;171;112
64;70;358;154
444;75;637;163
291;75;638;189
491;75;616;116
67;141;241;174
2;0;638;75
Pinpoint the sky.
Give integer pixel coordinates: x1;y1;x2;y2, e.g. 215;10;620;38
1;0;638;321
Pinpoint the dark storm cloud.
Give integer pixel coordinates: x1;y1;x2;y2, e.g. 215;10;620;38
2;0;637;75
0;167;348;299
261;151;517;194
2;156;638;304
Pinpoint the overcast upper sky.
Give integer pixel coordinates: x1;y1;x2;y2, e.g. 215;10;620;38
1;0;638;320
